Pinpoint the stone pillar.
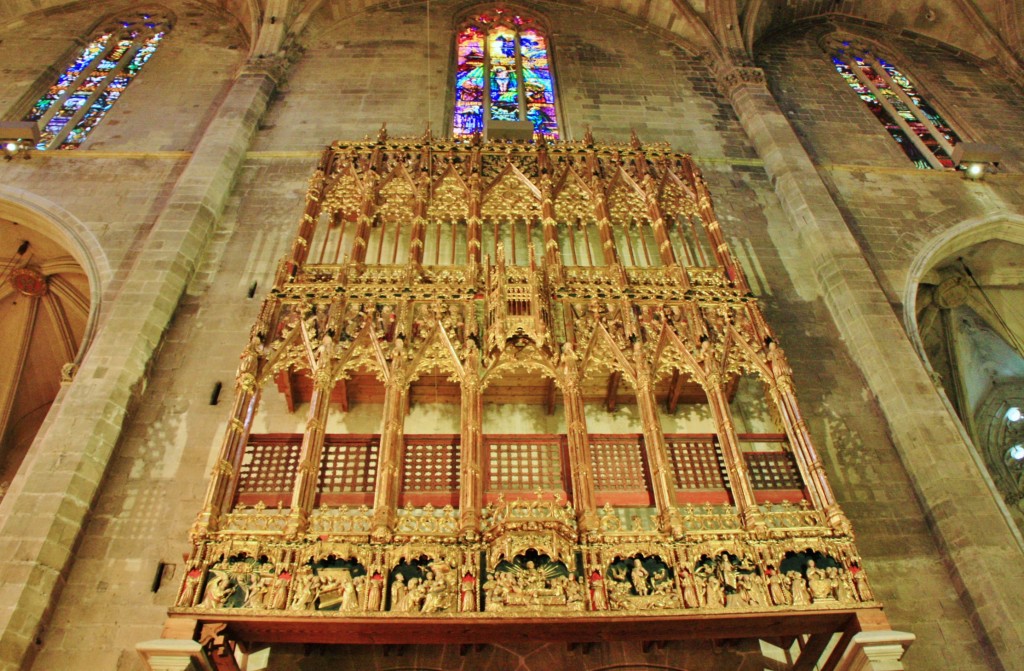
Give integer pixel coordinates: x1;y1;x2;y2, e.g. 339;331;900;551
633;361;682;535
718;62;1024;667
137;640;214;671
459;346;484;535
285;368;333;537
833;631;915;671
561;359;598;533
704;374;763;531
371;368;408;539
0;60;279;671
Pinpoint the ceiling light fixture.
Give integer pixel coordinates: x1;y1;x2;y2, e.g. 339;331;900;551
0;122;40;161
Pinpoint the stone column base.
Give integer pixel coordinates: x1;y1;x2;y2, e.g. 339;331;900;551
834;630;915;671
136;639;214;671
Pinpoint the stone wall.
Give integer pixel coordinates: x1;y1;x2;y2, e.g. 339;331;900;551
0;2;1018;670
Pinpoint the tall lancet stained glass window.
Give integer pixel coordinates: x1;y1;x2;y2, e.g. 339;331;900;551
831;42;960;169
24;13;170;150
454;10;559;139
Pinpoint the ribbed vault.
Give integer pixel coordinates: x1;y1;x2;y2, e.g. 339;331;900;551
2;0;1022;73
0;219;90;496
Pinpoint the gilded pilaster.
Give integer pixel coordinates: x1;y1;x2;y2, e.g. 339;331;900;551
704;372;764;532
560;346;598;534
371;365;409;540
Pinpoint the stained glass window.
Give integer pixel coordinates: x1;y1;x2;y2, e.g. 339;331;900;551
454;10;559;139
832;42;960;169
24;13;169;150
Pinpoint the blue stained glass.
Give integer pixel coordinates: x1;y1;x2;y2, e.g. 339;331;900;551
520;29;557;138
60;32;164;149
454;26;484;136
27;33;111;127
27;24;165;150
488;26;519;121
833;55;932;169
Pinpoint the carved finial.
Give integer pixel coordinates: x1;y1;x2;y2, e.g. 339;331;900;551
583;125;594;146
630;128;642;149
377;123;388;143
422;122;432;143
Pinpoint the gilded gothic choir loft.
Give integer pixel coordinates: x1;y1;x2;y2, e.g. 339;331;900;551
1;1;1024;671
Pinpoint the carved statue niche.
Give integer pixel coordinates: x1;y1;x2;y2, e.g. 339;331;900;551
779;550;846;605
606;554;681;610
387;556;459;613
693;552;762;609
309;556;367;611
198;554;279;610
482;550;581;612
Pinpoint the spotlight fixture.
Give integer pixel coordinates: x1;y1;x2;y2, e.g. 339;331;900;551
952;142;1001;180
0;121;40;161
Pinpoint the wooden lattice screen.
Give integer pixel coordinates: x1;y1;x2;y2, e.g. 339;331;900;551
665;435;729;490
401;435;461;499
317;435;380;505
590;434;654;506
745;451;803;490
485;435;566;496
236;435;302;505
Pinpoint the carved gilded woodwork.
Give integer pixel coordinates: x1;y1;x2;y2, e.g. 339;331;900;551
175;134;869;627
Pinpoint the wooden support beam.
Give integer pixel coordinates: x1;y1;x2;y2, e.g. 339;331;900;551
606;371;621;411
666;369;684;414
545;377;556;416
793;632;834;671
337;377;349;412
276;371;297;413
819;609;892;671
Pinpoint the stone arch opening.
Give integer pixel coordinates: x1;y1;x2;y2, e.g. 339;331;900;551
0;188;106;499
904;214;1024;534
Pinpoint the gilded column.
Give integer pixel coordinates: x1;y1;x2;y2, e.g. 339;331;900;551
704;372;764;532
691;170;751;294
191;338;262;536
409;185;428;267
560;348;598;534
766;341;851;533
371;361;409;540
633;356;683;535
459;340;484;536
285;361;334;537
467;160;483;266
539;170;562;279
